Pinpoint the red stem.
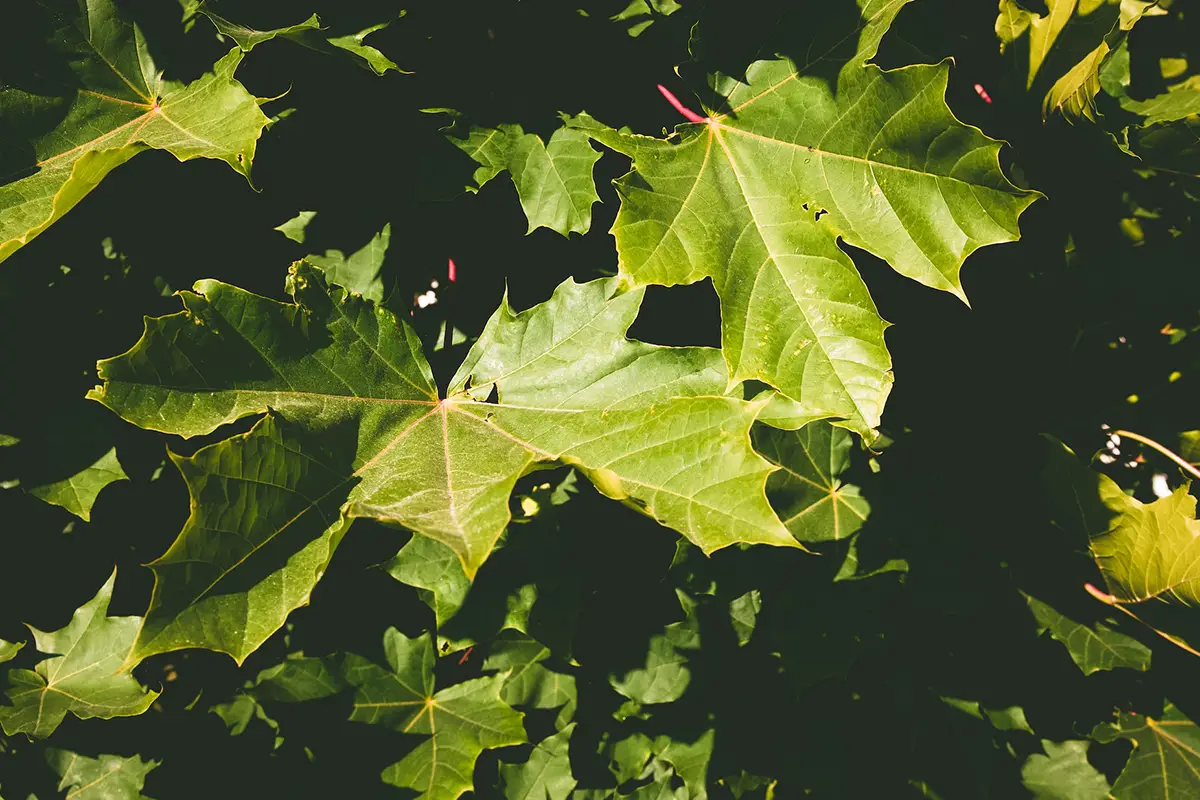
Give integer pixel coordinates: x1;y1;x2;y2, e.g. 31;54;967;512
656;84;707;124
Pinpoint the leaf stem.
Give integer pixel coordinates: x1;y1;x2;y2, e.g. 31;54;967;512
1113;429;1200;480
656;84;707;123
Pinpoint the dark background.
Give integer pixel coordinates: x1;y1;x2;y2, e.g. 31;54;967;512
1;0;1198;796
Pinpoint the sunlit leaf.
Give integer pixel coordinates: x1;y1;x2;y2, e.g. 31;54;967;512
89;265;798;662
1093;704;1200;799
571;2;1036;435
44;748;159;800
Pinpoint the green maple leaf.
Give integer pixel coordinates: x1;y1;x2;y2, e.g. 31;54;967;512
1024;593;1151;675
1021;740;1111;800
89;264;796;664
1044;440;1200;652
26;446;128;522
571;1;1037;436
483;631;576;726
1093;704;1200;799
0;0;270;265
500;724;578;800
0;571;159;738
348;628;527;800
445;117;602;236
44;748;159;800
753;421;869;542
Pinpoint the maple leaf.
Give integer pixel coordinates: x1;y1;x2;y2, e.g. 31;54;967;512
88;263;798;663
0;571;159;738
348;628;527;800
0;0;270;264
570;0;1038;436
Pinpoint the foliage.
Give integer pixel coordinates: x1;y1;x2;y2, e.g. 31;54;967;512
2;0;1200;797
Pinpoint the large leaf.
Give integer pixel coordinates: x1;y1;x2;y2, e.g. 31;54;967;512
1025;593;1151;675
45;748;159;800
0;571;159;738
348;628;527;799
1093;704;1200;799
445;118;602;236
89;264;796;663
0;0;269;264
753;421;869;542
26;446;128;522
570;1;1036;436
1021;740;1111;800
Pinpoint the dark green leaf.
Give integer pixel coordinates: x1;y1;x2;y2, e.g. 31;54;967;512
0;571;159;738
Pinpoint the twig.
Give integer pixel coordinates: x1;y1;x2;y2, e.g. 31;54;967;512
656;84;707;123
1113;429;1200;480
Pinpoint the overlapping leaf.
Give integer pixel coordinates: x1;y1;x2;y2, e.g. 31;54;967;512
753;421;869;542
571;0;1036;436
997;0;1159;120
1093;704;1200;799
348;628;527;799
0;0;269;264
1099;42;1200;179
0;571;159;738
88;264;797;663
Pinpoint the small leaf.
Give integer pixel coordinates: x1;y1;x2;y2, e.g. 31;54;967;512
447;120;602;236
0;639;22;664
1021;739;1111;800
0;571;159;738
483;631;576;725
348;628;527;799
610;596;699;706
26;447;128;522
45;748;160;800
1025;593;1151;675
275;211;318;244
305;223;391;302
1093;704;1200;799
